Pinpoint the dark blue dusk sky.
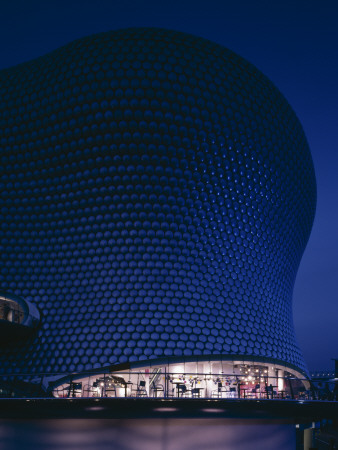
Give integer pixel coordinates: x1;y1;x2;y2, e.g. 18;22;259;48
0;0;337;370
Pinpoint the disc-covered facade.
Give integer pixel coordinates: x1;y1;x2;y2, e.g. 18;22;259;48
0;28;316;377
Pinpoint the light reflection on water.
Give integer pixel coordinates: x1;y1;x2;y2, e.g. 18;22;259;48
0;419;295;450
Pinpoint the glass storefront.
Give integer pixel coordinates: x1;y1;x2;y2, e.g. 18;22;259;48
53;359;311;400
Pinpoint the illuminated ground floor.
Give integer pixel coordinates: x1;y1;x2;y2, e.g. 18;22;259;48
52;356;311;400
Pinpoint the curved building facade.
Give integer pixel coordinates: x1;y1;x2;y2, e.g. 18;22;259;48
0;28;316;379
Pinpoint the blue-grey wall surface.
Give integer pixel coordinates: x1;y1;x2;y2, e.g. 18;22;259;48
0;29;316;375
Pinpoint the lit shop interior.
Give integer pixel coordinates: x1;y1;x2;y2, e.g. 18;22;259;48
53;358;310;399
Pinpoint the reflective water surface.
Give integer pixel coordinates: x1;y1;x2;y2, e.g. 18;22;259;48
0;419;296;450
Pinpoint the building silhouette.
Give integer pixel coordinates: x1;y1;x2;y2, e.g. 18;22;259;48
0;29;316;385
